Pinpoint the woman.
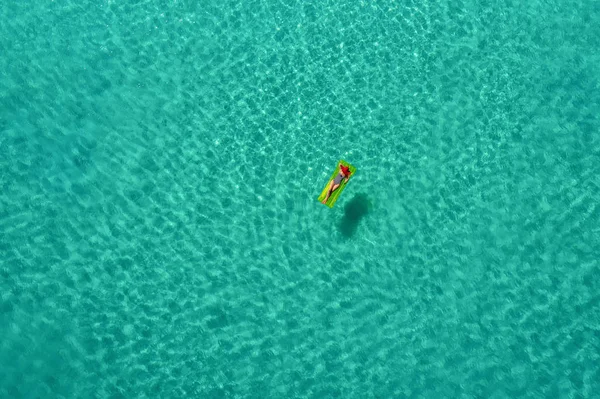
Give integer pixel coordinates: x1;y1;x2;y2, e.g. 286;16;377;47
321;163;352;204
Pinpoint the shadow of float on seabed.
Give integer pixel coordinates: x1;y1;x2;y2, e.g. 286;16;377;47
339;193;372;238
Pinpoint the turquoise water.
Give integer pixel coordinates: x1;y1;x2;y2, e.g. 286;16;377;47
1;0;599;397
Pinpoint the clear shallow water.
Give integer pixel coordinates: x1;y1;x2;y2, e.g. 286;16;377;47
1;0;599;397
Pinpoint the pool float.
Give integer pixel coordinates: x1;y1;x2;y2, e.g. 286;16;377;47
317;160;357;208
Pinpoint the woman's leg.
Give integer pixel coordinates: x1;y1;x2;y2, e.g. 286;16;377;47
322;181;340;203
